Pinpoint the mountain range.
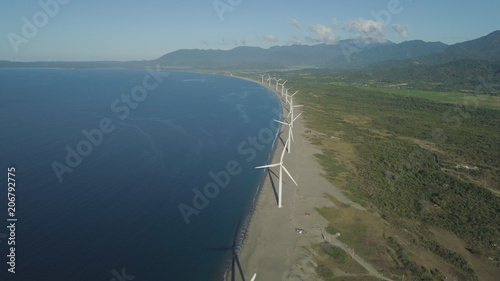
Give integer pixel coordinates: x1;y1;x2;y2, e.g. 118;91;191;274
1;31;499;70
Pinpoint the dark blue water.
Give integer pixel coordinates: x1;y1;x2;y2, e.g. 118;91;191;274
0;69;281;281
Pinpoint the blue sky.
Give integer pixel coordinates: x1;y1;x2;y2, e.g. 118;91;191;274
1;0;499;61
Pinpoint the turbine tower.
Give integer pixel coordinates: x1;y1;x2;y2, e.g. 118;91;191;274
276;113;302;153
255;138;298;208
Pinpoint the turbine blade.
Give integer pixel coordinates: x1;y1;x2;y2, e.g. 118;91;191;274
281;139;289;158
251;273;257;281
255;163;280;169
274;120;288;125
292;113;302;123
282;166;298;186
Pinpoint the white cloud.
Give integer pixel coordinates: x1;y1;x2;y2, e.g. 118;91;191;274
308;24;337;44
343;18;385;42
289;18;301;29
392;24;408;39
263;35;279;42
286;36;303;45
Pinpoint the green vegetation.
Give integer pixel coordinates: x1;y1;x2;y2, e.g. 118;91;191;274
387;237;449;281
287;73;500;279
321;242;348;264
359;86;500;110
316;265;335;279
309;240;369;280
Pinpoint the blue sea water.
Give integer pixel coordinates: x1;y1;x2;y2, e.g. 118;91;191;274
0;69;281;280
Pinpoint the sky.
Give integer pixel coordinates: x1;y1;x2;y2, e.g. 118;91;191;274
1;0;499;61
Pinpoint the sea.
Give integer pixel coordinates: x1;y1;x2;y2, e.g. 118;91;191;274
0;68;281;281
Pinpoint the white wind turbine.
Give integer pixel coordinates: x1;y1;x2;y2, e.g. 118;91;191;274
274;78;282;91
276;113;302;153
255;138;298;208
266;74;272;87
259;74;266;83
285;90;297;104
287;95;303;121
280;80;287;95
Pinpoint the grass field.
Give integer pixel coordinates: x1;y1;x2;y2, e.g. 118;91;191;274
359;86;500;110
241;71;500;280
288;73;500;280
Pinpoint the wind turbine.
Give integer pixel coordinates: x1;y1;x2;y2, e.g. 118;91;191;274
267;74;271;87
259;74;266;83
276;113;302;153
287;96;303;121
255;138;298;208
275;78;282;91
285;90;297;104
280;80;287;95
282;87;288;97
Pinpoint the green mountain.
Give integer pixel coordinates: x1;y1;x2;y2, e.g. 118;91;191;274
1;31;498;71
420;30;500;64
329;40;448;67
154;40;385;69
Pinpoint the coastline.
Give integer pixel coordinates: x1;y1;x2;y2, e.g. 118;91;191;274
231;76;365;280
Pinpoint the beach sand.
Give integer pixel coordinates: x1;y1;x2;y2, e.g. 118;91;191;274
235;78;366;280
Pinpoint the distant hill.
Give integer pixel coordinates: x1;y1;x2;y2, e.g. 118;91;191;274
1;31;498;70
153;39;450;69
154;39;387;69
329;40;448;67
416;30;500;65
352;31;500;93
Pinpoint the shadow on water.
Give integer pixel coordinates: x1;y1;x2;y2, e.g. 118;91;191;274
207;220;250;281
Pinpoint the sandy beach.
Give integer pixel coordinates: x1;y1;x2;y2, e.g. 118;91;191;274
234;77;367;281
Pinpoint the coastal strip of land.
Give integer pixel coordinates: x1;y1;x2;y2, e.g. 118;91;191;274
234;77;381;281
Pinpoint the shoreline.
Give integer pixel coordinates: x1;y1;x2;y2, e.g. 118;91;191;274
231;75;366;280
218;76;287;281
